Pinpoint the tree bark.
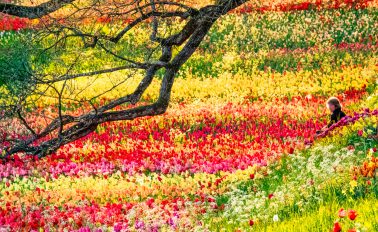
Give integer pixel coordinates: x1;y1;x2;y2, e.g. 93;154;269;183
0;0;75;19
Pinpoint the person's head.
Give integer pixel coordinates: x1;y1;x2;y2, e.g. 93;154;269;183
326;97;342;112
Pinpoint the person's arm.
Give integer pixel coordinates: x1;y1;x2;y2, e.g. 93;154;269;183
315;123;329;136
315;114;335;137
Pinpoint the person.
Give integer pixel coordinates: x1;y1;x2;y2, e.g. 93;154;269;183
316;97;346;135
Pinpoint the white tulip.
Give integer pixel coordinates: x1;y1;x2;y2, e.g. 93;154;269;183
273;214;279;222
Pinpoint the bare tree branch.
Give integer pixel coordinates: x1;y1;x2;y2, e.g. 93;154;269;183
0;0;75;19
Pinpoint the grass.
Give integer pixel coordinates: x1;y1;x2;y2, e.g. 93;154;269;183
257;197;378;232
203;129;378;231
208;196;378;231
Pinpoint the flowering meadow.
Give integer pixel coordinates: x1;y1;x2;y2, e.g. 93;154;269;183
1;0;378;231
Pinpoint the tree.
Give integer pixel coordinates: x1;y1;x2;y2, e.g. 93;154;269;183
0;0;249;158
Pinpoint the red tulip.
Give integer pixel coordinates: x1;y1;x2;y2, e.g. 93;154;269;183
249;219;254;226
146;198;155;208
348;210;357;220
333;222;342;232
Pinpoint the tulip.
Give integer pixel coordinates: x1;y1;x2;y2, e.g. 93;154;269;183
338;208;346;218
348;210;357;220
249;219;254;226
333;222;342;232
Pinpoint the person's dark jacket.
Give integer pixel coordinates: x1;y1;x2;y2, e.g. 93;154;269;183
328;108;346;127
